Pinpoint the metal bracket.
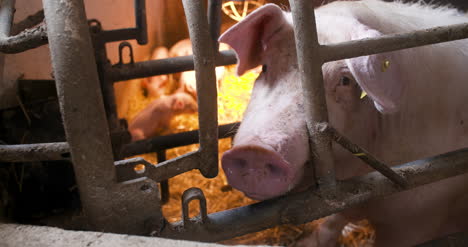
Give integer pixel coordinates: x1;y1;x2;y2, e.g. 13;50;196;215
182;188;208;227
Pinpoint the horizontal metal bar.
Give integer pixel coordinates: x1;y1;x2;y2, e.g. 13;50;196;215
98;28;139;43
0;142;70;162
120;122;239;158
417;231;468;247
0;23;48;54
317;122;409;188
322;22;468;62
115;151;200;183
107;50;237;82
157;148;468;242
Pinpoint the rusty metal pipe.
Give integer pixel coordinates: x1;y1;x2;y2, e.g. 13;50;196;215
322;22;468;62
182;0;219;178
317;122;409;188
207;0;222;51
115;152;200;183
0;0;15;37
0;142;70;162
107;50;237;82
43;0;118;229
11;9;44;35
120;122;239;158
0;23;48;54
289;0;336;190
43;0;164;235
157;148;468;242
0;1;46;54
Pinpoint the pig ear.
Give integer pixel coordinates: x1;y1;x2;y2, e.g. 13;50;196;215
219;4;287;76
345;26;405;114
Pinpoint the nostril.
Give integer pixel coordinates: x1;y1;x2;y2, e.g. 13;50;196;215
223;157;248;176
266;163;282;176
233;158;247;169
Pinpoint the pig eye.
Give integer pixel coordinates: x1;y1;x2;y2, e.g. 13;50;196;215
339;76;352;86
262;65;268;73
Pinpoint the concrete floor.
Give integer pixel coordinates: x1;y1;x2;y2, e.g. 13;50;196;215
0;223;271;247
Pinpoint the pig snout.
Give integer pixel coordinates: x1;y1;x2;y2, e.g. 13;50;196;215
222;144;301;200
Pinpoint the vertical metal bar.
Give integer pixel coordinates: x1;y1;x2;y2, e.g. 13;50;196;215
94;40;120;133
157;150;170;204
288;0;336;190
42;0;163;234
207;0;222;51
182;0;219;178
134;0;147;45
0;0;15;38
0;0;15;92
42;0;116;229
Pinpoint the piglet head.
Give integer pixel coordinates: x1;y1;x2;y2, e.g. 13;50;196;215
171;92;198;114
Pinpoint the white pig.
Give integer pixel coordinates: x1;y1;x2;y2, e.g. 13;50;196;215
142;46;171;98
128;92;198;141
219;1;468;246
169;39;229;98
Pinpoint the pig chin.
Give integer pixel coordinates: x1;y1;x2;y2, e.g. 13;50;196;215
221;137;307;200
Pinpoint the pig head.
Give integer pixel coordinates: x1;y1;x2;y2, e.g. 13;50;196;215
219;3;408;200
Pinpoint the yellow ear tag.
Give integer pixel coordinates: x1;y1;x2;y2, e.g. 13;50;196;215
353;153;366;157
360;91;367;99
382;60;390;72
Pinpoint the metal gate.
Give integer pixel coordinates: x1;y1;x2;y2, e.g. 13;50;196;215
1;0;468;242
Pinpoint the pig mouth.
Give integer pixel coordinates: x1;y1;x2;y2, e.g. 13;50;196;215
222;145;303;200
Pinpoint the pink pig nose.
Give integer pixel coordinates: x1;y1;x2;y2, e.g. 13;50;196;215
221;145;296;200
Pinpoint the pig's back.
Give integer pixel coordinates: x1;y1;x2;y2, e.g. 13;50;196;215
317;0;468;33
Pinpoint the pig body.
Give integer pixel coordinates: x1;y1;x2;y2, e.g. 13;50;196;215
219;1;468;246
170;39;229;98
142;47;170;98
128;92;197;141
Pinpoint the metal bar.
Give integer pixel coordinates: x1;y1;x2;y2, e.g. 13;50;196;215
317;122;408;188
115;151;200;183
322;22;468;62
157;150;170;204
207;0;222;51
0;0;15;37
94;39;120;132
120;122;239;157
43;0;117;229
157;148;468;242
99;28;138;43
96;0;147;44
417;231;468;247
0;0;43;55
0;23;48;54
43;0;162;234
107;50;237;82
134;0;147;45
11;9;44;35
182;0;219;178
289;0;336;190
0;0;14;89
0;142;70;162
